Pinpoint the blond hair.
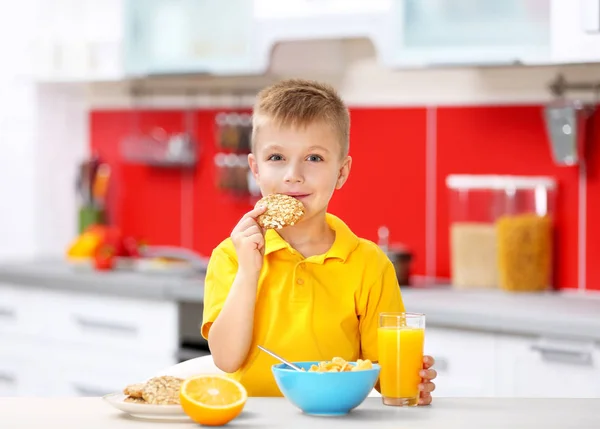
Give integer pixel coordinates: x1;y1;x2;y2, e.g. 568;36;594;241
252;78;350;156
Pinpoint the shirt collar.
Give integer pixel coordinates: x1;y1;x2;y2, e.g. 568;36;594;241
264;213;359;263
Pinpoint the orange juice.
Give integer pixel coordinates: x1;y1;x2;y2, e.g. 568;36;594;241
377;326;424;406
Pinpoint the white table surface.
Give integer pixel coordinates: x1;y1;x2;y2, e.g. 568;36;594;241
0;397;598;429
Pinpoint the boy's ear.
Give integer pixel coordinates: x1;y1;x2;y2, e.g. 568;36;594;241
335;155;352;190
248;153;259;179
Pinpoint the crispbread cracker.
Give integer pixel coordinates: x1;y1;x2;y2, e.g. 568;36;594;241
142;376;183;405
255;194;305;229
124;396;147;404
123;383;145;398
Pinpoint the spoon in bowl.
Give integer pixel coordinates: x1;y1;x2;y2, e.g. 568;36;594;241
257;345;302;371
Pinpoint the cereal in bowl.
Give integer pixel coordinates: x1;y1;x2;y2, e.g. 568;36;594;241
305;357;373;372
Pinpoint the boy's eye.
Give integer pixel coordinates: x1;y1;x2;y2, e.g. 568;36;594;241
307;154;323;162
267;154;283;161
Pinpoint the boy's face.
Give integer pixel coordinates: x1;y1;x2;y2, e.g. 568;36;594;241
248;121;352;222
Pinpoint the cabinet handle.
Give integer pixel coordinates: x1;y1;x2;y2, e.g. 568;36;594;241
0;372;16;384
531;344;594;367
73;384;110;397
0;307;16;319
74;316;138;336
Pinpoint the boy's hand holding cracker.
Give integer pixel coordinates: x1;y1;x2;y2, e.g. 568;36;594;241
231;194;305;276
231;205;268;277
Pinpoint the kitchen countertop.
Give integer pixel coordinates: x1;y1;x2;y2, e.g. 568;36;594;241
402;287;600;342
0;397;597;429
1;260;600;341
0;259;205;302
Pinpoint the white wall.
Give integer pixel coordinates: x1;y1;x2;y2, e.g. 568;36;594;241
0;0;37;260
0;0;89;261
34;84;90;258
0;80;37;260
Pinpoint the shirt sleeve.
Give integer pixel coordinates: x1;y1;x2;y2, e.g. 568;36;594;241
200;243;239;340
357;258;406;362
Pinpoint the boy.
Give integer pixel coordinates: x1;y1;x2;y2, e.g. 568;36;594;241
201;79;437;403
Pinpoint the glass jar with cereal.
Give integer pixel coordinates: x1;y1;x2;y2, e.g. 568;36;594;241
445;175;556;292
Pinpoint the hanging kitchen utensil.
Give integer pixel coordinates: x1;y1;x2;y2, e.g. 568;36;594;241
120;83;145;165
92;163;111;209
544;74;599;166
75;161;90;205
172;88;199;166
542;98;592;166
239;112;252;152
216;112;240;151
120;83;198;168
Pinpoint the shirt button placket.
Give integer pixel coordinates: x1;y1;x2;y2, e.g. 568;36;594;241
296;262;305;286
293;262;308;302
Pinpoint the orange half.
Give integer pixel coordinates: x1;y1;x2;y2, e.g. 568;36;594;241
180;375;248;426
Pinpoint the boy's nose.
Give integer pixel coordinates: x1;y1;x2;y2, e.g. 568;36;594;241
283;164;304;183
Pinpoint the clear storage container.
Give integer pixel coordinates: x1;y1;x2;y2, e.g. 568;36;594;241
445;175;557;292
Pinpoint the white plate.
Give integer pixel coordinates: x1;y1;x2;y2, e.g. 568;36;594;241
102;393;190;422
102;356;222;421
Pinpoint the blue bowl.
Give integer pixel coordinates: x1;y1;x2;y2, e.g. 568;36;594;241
271;361;381;416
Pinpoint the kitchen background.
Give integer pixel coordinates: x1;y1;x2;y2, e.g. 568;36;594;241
2;0;600;399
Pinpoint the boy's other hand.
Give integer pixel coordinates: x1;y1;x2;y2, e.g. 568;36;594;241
418;355;437;406
231;205;268;276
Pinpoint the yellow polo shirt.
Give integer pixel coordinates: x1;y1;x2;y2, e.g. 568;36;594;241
201;213;405;397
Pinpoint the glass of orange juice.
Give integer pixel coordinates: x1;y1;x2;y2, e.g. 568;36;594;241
377;312;425;406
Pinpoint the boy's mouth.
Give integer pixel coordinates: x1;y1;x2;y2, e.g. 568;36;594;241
285;193;310;200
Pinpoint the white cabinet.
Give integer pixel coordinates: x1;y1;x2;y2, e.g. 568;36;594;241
386;0;600;67
127;0;552;74
0;284;36;337
386;0;552;67
424;327;600;399
267;1;600;67
0;336;51;397
125;0;257;76
252;0;392;72
43;345;173;397
496;334;600;398
31;288;178;354
124;0;393;76
0;355;24;397
0;283;178;397
33;0;125;82
424;327;497;397
37;0;597;80
551;0;600;63
26;0;600;81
